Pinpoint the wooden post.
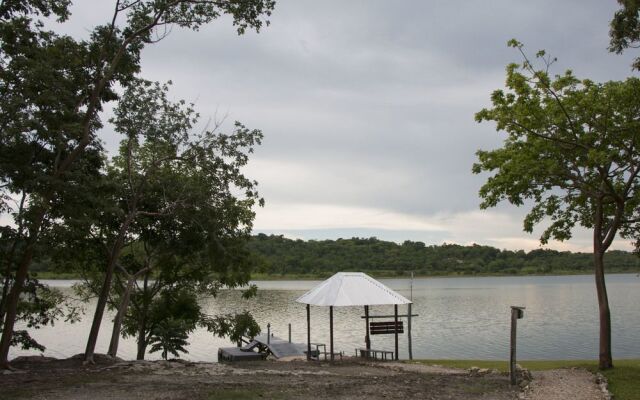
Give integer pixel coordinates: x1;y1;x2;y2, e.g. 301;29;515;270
329;306;334;361
267;323;271;345
510;306;525;385
364;305;371;350
407;303;413;360
288;323;291;343
306;304;311;361
394;304;399;360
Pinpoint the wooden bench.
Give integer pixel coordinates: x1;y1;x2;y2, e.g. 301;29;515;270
355;348;394;360
306;343;344;361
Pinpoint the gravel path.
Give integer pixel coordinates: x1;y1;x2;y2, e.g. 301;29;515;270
524;369;606;400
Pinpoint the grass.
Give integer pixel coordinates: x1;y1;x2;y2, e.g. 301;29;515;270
412;359;640;400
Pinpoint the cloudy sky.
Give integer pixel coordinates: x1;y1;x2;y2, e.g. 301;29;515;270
59;0;637;252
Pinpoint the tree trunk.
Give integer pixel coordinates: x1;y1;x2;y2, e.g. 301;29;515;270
84;211;136;363
83;257;117;363
136;328;147;360
593;249;613;369
136;273;150;360
0;242;18;323
0;192;28;324
107;274;135;358
0;274;11;324
592;196;614;370
0;243;35;368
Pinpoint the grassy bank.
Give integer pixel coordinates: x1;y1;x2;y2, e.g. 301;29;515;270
412;359;640;400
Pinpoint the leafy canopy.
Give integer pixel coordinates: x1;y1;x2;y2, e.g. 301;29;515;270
610;0;640;70
474;40;640;247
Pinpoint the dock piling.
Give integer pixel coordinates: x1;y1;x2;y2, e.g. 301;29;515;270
394;305;399;360
510;306;525;385
408;303;413;360
306;304;311;360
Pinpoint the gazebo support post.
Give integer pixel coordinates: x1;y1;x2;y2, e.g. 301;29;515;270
329;306;334;361
407;303;413;360
307;304;311;361
394;304;399;360
364;305;371;350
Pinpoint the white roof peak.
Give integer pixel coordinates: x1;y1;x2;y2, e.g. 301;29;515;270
296;272;412;307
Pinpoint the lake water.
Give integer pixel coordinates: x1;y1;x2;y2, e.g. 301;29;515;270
8;274;640;362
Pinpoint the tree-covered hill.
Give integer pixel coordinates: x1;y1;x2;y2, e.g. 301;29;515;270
248;234;640;278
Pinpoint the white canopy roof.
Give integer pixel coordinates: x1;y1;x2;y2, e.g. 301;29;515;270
296;272;412;307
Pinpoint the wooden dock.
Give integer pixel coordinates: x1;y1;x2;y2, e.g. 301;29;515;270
218;334;307;362
253;334;307;359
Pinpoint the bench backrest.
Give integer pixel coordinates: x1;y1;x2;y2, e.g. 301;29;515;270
370;321;403;335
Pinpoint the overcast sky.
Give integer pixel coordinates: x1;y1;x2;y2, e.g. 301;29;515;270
59;1;638;252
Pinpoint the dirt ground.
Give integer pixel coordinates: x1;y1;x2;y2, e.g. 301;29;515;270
2;355;609;400
1;355;521;400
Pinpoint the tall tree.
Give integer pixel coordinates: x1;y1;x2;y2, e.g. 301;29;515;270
610;0;640;70
81;78;199;363
0;0;275;368
473;41;640;369
82;78;263;360
0;1;115;367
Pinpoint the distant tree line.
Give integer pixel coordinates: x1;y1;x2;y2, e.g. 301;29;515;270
248;234;640;278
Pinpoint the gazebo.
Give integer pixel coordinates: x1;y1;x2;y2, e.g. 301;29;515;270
296;272;413;361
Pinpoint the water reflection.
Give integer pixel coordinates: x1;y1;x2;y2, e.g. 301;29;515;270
9;274;640;361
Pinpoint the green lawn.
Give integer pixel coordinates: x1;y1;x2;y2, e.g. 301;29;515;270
411;359;640;400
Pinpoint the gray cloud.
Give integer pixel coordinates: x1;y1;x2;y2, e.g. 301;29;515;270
56;0;638;250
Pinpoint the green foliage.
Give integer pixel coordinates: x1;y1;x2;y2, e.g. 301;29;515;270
202;311;261;344
247;234;639;277
0;0;276;364
148;319;190;360
64;78;265;359
475;41;640;368
610;0;640;70
142;289;260;360
474;42;640;248
1;275;80;352
1;226;82;352
147;289;199;359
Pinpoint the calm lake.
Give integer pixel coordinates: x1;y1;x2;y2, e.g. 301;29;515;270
8;274;640;362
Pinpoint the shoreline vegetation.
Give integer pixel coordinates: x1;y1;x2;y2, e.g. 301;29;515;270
32;234;640;281
31;269;640;281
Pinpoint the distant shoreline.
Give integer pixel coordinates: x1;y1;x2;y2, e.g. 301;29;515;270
32;268;640;281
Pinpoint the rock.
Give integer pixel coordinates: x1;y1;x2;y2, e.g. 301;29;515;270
595;372;613;400
70;353;123;363
515;364;532;382
468;366;492;376
2;369;25;375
